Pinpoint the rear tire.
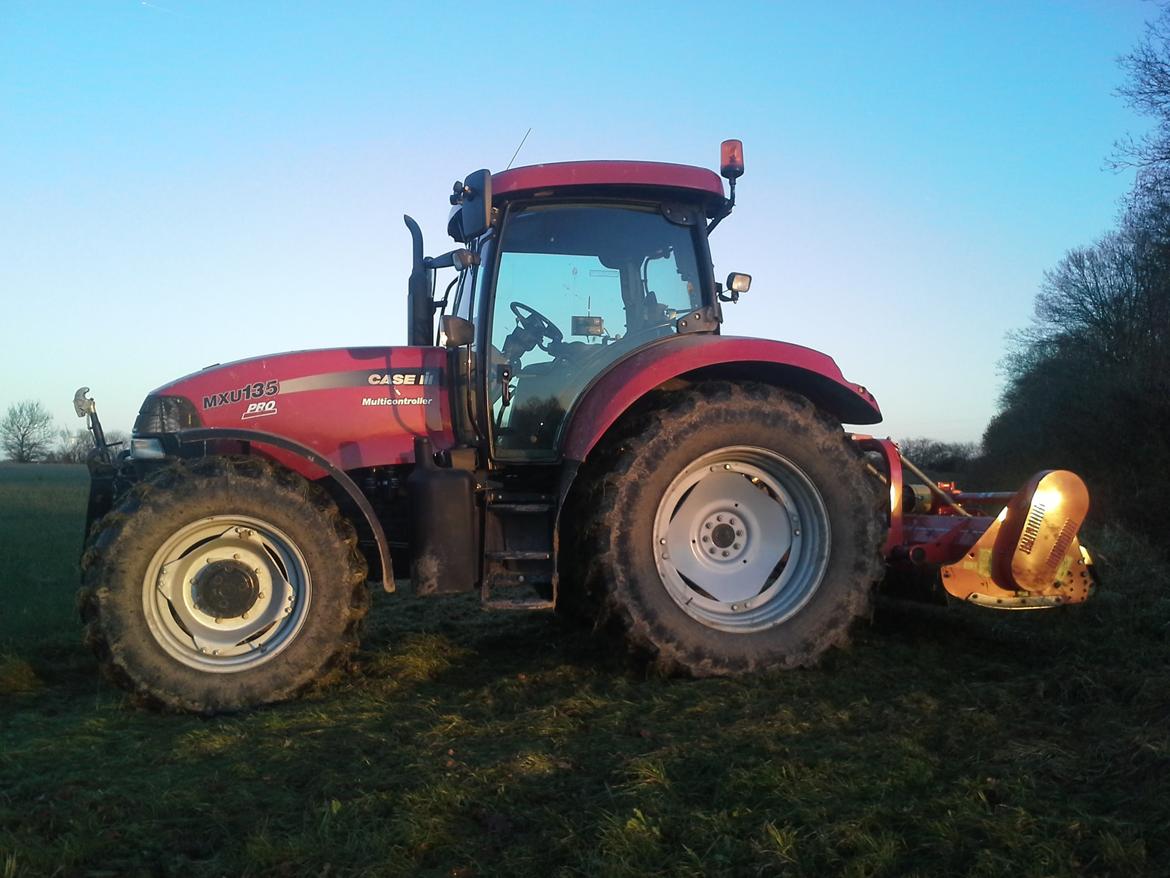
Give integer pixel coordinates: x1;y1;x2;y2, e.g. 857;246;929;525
79;456;369;712
579;382;884;675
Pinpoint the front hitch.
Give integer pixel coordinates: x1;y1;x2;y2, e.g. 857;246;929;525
74;386;114;464
74;387;131;541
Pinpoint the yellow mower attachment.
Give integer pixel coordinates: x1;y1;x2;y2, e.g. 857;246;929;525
940;470;1095;608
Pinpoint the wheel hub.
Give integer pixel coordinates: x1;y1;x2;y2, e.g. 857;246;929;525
191;560;260;618
146;517;310;672
654;447;830;632
699;513;746;561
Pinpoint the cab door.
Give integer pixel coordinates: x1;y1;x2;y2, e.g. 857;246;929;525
486;201;705;461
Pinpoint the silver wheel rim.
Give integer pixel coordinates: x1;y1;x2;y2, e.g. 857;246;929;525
142;514;312;672
653;446;830;632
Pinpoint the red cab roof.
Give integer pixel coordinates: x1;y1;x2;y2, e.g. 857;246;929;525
492;160;725;201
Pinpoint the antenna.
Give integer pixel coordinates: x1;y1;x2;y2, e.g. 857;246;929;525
505;128;533;170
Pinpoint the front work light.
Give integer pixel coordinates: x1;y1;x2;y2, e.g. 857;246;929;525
727;272;752;294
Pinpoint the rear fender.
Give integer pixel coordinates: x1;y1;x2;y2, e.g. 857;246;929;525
175;428;395;593
560;334;881;462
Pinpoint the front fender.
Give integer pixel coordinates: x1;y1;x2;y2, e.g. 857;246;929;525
560;334;881;462
175;428;395;594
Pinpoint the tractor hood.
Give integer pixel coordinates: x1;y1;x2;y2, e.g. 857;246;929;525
134;346;454;472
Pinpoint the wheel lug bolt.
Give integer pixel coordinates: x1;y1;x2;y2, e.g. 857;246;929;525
232;553;240;560
702;536;710;543
721;550;729;557
659;538;666;545
794;529;801;536
736;529;743;536
258;592;265;599
733;543;740;550
704;523;712;529
241;612;249;620
716;515;724;522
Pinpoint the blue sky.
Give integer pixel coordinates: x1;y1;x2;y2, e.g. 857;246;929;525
0;0;1154;445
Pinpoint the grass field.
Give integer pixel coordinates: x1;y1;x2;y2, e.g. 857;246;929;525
1;464;1168;877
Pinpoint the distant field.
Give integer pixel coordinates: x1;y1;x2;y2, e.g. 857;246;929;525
0;463;88;650
1;463;1168;877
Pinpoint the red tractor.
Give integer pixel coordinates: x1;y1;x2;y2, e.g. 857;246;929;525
76;141;1096;712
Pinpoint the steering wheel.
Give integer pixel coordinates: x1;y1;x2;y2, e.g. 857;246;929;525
509;301;564;352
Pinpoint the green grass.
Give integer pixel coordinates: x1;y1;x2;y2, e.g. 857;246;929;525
0;463;88;652
1;464;1168;876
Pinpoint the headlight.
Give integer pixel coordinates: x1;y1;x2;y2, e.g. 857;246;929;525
133;395;202;434
130;437;167;459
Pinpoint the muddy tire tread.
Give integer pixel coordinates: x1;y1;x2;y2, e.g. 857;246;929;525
575;381;886;676
79;455;369;712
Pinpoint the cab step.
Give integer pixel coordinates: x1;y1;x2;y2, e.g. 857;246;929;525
485;550;551;561
482;574;554;611
487;502;553;514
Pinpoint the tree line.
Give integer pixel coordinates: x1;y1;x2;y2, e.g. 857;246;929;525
0;400;125;464
976;13;1170;547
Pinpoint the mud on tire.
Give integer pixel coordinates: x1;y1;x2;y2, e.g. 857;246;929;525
79;456;369;713
576;382;885;676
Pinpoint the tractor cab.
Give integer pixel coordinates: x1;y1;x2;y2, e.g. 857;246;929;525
406;151;744;465
468;193;710;458
400;147;750;604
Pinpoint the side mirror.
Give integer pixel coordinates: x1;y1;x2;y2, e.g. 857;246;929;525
460;169;492;240
442;315;475;348
726;272;751;293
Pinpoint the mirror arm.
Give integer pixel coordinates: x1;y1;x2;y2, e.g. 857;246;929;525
706;190;734;235
425;248;480;271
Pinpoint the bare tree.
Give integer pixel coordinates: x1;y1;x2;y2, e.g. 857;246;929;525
1;400;56;462
983;201;1170;544
48;428;128;463
53;428;94;463
1114;8;1170;199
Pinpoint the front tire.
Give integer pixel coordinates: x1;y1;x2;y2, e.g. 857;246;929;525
580;382;884;676
80;456;369;712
